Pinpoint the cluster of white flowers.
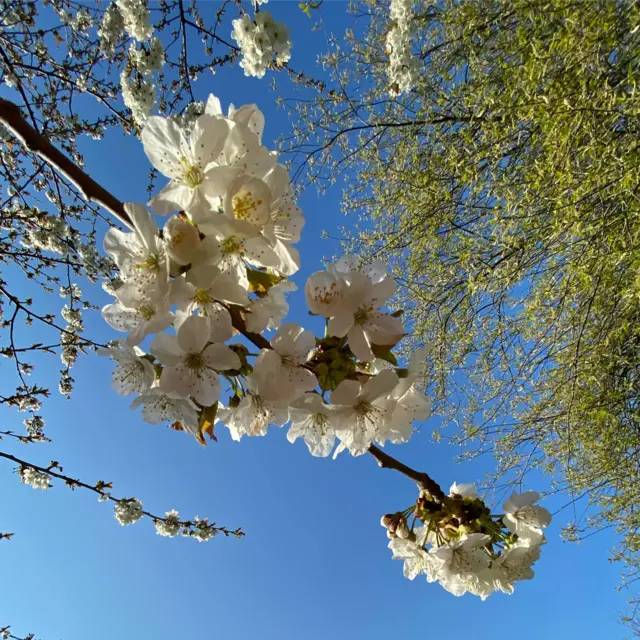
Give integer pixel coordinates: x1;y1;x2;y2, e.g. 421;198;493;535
100;91;431;463
23;415;45;437
154;509;181;537
120;70;156;126
128;37;164;76
385;484;552;599
386;0;420;95
19;467;51;490
99;3;125;56
116;0;152;42
231;11;292;78
114;498;144;525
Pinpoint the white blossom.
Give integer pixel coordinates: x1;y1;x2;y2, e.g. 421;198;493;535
116;0;152;41
253;323;317;403
19;467;51;490
150;315;240;406
155;510;181;537
98;341;155;396
386;0;420;95
120;71;156;125
245;280;296;333
131;388;199;435
219;375;288;441
388;525;439;581
141;114;230;216
129;37;164;75
231;11;292;79
449;482;479;499
162;215;201;266
331;369;399;456
287;393;340;457
114;498;144;525
99;3;124;56
492;542;541;594
502;491;552;543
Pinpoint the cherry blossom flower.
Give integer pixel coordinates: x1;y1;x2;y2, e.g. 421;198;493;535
98;340;155;396
131;388;199;435
170;265;248;338
150;315;240;406
114;498;143;526
103;202;168;297
429;534;492;597
331;369;399;456
253;323;317;403
493;543;541;594
219;375;288;441
449;482;479;499
305;271;346;317
193;219;282;287
382;347;431;444
502;491;552;543
287;393;339;457
245;280;296;333
141;114;230;215
205;94;265;143
162;215;202;265
101;283;173;346
327;272;403;361
388;525;438;581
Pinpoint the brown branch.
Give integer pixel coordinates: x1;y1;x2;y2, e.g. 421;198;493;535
0;97;447;503
0;97;132;229
368;444;447;502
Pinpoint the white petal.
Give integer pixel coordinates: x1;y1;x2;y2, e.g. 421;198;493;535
203;343;241;371
361;369;399;402
141;116;186;179
348;324;375;362
331;379;361;406
177;315;210;354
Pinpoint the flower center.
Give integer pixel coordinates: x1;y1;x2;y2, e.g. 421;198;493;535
180;157;204;188
137;254;159;273
233;190;263;222
221;235;243;256
186;353;205;370
192;288;214;306
312;413;328;434
354;308;368;325
138;304;155;321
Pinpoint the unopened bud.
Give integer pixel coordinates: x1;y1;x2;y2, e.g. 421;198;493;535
396;519;410;539
381;513;396;528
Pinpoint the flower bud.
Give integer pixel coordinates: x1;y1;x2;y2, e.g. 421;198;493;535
395;519;410;539
381;513;396;528
163;215;201;265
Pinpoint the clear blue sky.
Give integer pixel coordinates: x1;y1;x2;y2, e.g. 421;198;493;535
0;4;630;639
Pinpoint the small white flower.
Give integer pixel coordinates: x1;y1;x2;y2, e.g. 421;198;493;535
287;393;339;457
19;467;51;490
98;340;155;396
219;375;288;441
388;525;439;581
101;284;173;346
162;215;201;265
429;534;492;596
245;280;296;333
150;315;240;406
103;202;168;297
449;482;478;499
331;369;399;456
155;510;181;537
502;491;552;543
131;388;199;435
253;323;317;403
141;114;230;216
114;498;143;525
492;542;541;594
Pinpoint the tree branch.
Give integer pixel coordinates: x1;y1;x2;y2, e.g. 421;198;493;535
0;450;244;538
0;97;447;504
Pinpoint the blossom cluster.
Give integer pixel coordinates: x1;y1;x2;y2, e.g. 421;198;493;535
383;483;552;598
385;0;420;95
19;466;51;490
231;11;292;78
100;91;429;462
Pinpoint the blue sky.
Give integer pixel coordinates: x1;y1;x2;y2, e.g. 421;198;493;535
0;3;631;639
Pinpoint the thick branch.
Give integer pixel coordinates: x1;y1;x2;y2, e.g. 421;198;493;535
0;97;447;503
0;98;131;229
